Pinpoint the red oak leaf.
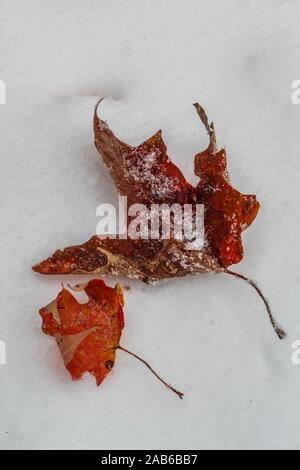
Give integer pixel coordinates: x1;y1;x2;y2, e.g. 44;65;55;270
33;101;285;339
34;100;258;274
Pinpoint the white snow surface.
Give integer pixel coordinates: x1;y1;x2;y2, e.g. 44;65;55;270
0;0;300;450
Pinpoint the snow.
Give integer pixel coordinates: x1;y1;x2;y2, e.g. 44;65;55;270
1;0;300;450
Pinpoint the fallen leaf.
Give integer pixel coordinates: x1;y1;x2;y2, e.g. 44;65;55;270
39;279;184;398
33;101;284;339
33;100;258;276
39;279;124;386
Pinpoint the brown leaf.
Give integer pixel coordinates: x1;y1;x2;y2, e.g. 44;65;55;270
33;101;259;277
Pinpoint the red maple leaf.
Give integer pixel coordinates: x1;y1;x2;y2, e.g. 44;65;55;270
39;280;124;386
40;279;184;398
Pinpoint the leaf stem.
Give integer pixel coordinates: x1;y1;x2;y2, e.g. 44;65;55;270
225;270;286;340
117;345;184;399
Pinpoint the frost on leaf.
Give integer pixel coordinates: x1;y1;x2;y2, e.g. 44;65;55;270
33;101;260;277
93;99;194;207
